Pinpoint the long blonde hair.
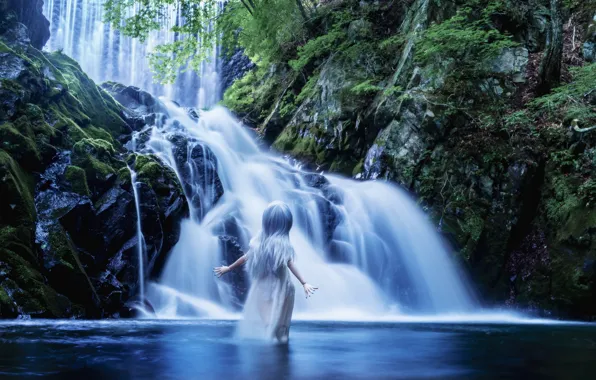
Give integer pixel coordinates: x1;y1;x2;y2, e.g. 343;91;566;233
246;201;295;278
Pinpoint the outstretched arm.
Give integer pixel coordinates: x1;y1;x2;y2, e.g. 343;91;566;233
214;255;247;277
288;260;318;298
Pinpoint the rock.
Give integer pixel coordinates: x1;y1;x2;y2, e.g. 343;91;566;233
490;47;529;83
33;150;188;318
6;0;50;49
0;53;27;81
348;19;373;41
101;82;161;131
1;23;31;48
584;15;596;62
218;236;248;308
220;48;255;93
167;133;224;219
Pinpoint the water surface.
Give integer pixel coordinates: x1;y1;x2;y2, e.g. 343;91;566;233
1;320;595;379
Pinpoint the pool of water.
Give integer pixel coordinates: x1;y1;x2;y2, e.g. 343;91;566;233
0;320;595;379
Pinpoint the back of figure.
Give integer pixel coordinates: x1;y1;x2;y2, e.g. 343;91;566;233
214;201;318;343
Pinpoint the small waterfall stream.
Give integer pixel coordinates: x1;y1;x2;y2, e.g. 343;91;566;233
128;165;146;301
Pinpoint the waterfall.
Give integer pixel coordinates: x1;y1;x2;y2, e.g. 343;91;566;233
42;0;477;320
42;0;220;109
128;165;146;301
130;103;476;320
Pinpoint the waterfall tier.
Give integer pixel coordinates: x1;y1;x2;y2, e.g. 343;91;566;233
43;0;220;108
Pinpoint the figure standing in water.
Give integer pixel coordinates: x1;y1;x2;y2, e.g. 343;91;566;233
214;201;317;343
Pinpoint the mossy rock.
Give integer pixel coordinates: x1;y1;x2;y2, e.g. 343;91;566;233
0;246;71;318
0;122;41;170
45;52;130;142
72;138;122;194
0;150;35;234
42;226;99;313
64;165;90;196
133;153;184;196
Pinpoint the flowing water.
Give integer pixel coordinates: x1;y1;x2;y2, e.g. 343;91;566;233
128;166;146;302
1;320;595;379
42;0;221;108
129;101;476;320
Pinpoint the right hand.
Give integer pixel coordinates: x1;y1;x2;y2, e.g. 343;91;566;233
303;283;318;298
213;266;230;278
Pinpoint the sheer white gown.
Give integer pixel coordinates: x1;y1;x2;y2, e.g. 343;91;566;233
236;245;296;343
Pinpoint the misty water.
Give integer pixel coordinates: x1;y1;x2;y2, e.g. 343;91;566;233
1;320;596;379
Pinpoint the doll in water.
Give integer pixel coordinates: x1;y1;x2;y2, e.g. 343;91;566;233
214;201;317;343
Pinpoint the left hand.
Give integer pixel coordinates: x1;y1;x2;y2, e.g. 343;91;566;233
303;283;318;298
213;266;230;278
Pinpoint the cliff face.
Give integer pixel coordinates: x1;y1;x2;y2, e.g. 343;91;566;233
0;1;188;318
2;0;50;49
224;0;596;319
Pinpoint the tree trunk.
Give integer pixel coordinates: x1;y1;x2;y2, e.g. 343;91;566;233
537;0;563;95
295;0;309;22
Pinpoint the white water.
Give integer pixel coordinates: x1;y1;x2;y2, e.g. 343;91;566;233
128;165;146;301
42;0;220;108
130;102;476;320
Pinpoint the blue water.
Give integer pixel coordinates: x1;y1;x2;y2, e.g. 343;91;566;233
0;320;595;379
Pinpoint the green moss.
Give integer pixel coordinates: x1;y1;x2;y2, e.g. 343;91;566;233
45;52;129;142
71;139;120;193
0;150;36;228
352;160;364;177
0;247;70;317
0;286;11;305
64;165;90;196
0;122;41;169
73;138;115;157
117;167;132;185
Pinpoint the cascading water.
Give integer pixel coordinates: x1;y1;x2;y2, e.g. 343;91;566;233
128;165;146;301
42;0;220;108
130;102;476;320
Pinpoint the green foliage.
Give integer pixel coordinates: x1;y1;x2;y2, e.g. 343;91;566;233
105;0;314;82
545;174;581;225
579;179;596;206
221;64;279;118
416;6;516;89
531;64;596;125
289;26;345;71
295;73;319;104
350;79;383;96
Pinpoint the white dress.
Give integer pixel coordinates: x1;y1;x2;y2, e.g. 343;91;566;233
236;245;296;343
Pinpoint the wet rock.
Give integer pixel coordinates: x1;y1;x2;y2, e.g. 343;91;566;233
490;47;529;83
220;48;255;93
2;0;50;50
1;23;31;48
167;133;224;218
30;149;187;318
0;53;27;81
101;82;161;131
218;235;248;308
302;173;330;189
